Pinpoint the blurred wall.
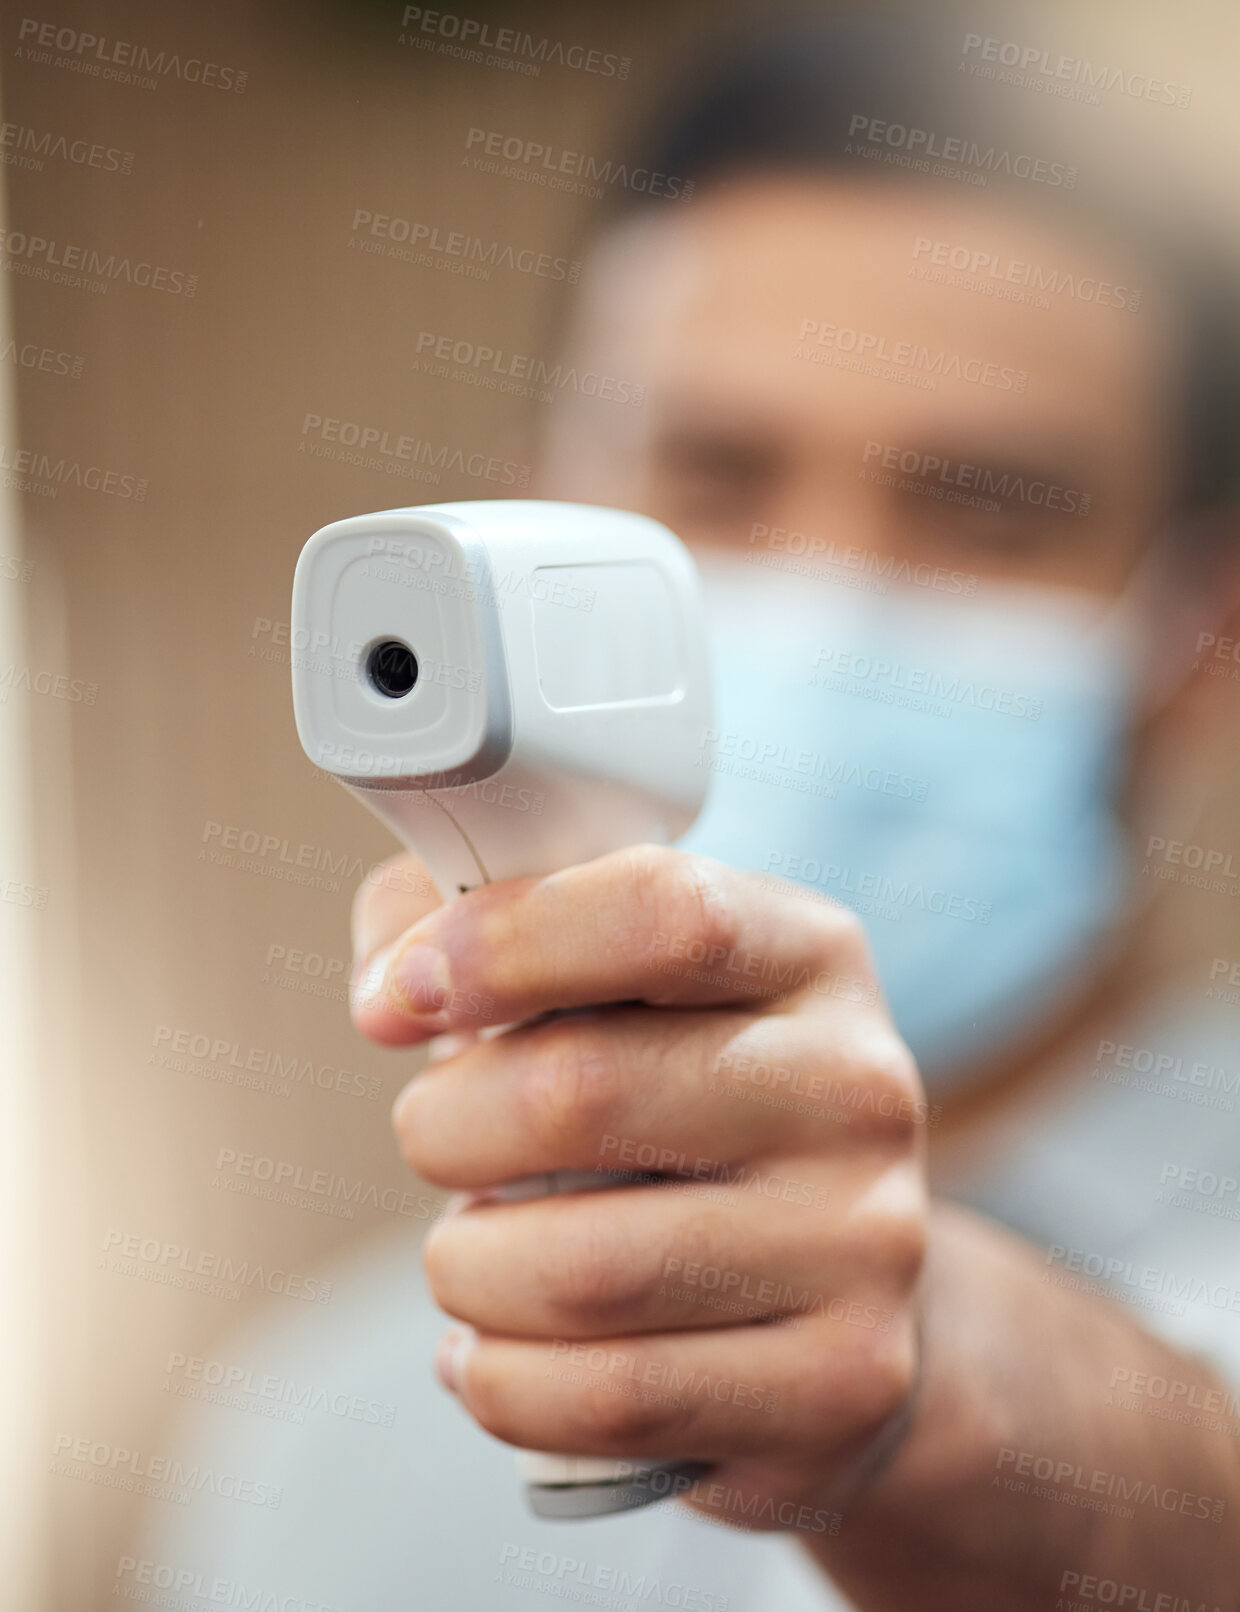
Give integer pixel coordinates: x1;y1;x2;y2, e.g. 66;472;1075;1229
2;1;1239;1606
2;3;728;1602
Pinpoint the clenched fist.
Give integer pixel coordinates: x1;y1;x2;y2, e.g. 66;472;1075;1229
349;845;928;1531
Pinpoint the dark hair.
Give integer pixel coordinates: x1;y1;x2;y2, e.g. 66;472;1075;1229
604;9;1240;524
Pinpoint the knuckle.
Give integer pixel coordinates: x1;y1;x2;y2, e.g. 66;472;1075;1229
796;1323;916;1436
545;1207;649;1332
810;901;874;981
420;1217;464;1312
816;897;864;946
846;1162;927;1288
838;1026;925;1139
870;1032;924;1121
518;1021;622;1159
855;1323;919;1429
572;1361;681;1451
669;854;740;958
468;895;524;1002
792;1347;854;1431
614;842;680;940
621;846;738;981
392;1084;445;1182
463;1353;524;1447
879;1200;929;1290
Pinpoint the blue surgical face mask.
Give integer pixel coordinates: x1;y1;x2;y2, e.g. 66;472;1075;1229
678;554;1139;1087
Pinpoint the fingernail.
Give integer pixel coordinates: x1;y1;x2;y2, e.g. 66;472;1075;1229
435;1326;475;1394
391;1080;417;1131
426;1032;474;1063
351;943;395;1012
390;942;452;1018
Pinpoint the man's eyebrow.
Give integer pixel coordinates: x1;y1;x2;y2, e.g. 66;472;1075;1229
879;437;1094;496
651;419;788;463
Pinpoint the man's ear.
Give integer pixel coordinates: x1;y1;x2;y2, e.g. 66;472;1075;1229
1182;515;1240;703
1136;514;1240;732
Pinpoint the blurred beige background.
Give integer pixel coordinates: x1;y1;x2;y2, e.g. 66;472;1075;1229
3;1;1240;1606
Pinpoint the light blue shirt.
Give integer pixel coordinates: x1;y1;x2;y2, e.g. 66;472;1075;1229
143;992;1240;1611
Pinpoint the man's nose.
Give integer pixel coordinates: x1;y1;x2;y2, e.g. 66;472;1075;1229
754;466;900;560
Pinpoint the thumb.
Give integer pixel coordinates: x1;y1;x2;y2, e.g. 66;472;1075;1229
349;851;442;1045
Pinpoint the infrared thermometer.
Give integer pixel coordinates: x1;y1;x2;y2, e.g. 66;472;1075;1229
290;500;714;1516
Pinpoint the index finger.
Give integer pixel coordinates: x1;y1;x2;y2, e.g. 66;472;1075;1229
352;844;877;1045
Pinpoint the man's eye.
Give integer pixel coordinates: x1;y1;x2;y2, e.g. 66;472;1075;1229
897;489;1079;561
659;441;778;484
652;438;782;525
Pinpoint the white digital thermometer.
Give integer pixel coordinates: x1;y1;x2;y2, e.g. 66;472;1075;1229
291;500;714;1516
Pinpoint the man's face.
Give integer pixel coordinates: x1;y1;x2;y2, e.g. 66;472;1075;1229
539;176;1181;601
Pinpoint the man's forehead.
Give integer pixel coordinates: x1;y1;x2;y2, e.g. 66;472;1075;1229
578;178;1172;371
567;178;1176;468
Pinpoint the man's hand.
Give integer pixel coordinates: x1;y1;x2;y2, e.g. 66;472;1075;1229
351;844;928;1530
350;845;1240;1611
